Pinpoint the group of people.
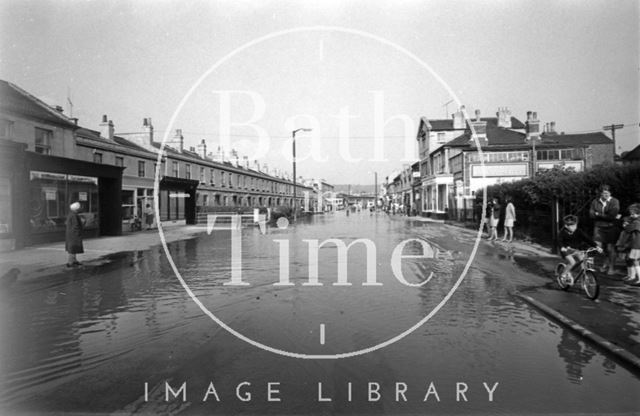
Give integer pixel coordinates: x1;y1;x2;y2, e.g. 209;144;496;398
483;196;516;242
559;184;640;285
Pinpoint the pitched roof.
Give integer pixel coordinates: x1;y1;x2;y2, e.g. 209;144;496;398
0;79;77;128
447;125;527;147
446;128;613;150
75;127;157;155
539;131;612;146
424;117;525;131
621;143;640;161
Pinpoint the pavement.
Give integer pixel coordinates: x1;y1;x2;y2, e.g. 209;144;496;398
0;224;207;283
2;214;640;374
441;217;640;374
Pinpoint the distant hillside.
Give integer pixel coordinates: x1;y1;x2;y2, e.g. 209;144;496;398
333;184;378;194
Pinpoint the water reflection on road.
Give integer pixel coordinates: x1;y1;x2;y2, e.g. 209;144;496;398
0;212;638;414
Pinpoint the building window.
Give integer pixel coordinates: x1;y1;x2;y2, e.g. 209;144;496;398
172;161;179;177
228;173;233;188
0;119;13;139
93;152;103;164
221;172;226;186
35;128;52;155
185;164;191;179
200;167;205;183
437;132;446;143
210;169;215;185
138;161;145;177
115;156;124;167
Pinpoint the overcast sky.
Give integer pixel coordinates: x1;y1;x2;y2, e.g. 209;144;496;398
1;0;638;184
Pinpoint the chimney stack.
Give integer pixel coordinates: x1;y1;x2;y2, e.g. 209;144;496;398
262;163;269;175
526;111;541;141
468;109;487;145
496;107;512;128
197;139;207;159
453;105;465;129
173;129;184;152
253;160;260;172
143;117;154;144
100;114;115;140
549;121;556;134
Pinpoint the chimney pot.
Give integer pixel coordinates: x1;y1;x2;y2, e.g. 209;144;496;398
102;115;108;123
475;109;481;121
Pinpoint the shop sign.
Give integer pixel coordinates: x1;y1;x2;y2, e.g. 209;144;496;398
471;163;528;178
169;192;191;198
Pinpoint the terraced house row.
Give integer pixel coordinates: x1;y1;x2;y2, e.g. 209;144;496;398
0;80;324;250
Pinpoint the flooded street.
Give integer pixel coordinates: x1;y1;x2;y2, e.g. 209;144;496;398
1;212;639;415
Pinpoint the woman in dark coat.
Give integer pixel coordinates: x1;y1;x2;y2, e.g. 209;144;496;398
65;201;84;267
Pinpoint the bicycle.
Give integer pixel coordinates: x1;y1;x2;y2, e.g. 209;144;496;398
554;247;600;300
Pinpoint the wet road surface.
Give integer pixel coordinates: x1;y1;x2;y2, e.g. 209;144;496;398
1;212;639;414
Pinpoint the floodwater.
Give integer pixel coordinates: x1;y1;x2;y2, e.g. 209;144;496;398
1;212;638;415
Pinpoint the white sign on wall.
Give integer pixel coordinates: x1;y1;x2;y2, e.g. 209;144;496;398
471;163;528;178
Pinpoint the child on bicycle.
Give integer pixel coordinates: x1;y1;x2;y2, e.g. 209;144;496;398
559;215;602;284
617;203;640;285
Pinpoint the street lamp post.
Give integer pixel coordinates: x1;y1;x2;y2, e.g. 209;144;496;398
292;128;312;222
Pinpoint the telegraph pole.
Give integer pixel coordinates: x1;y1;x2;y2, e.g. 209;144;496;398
603;124;624;157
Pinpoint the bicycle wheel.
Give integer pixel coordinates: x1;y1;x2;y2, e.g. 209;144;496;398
582;271;599;300
555;263;570;290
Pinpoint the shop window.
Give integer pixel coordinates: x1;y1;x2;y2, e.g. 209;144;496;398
93;152;103;164
35;128;52;155
115;156;124;167
138;161;146;177
0;119;14;139
122;189;135;220
29;171;99;234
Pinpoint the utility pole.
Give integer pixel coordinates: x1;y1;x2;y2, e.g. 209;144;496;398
602;124;624;158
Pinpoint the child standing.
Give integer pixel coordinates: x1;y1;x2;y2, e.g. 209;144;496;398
619;204;640;285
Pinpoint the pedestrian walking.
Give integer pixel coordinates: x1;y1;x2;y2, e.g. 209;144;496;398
589;184;621;275
617;203;640;285
144;204;154;230
65;201;84;267
488;197;501;241
502;196;516;242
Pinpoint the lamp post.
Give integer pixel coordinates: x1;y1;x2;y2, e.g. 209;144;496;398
292;128;312;222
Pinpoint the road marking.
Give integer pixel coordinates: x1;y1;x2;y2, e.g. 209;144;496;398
320;324;325;345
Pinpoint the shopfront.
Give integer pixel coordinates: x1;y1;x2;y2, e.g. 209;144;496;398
23;152;123;246
159;177;198;224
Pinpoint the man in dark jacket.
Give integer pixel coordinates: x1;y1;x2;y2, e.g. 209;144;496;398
65;201;84;267
589;185;620;275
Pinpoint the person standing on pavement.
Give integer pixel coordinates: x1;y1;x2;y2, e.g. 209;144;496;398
144;203;154;230
502;196;516;242
618;204;640;285
65;201;84;267
589;184;621;275
488;197;501;241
